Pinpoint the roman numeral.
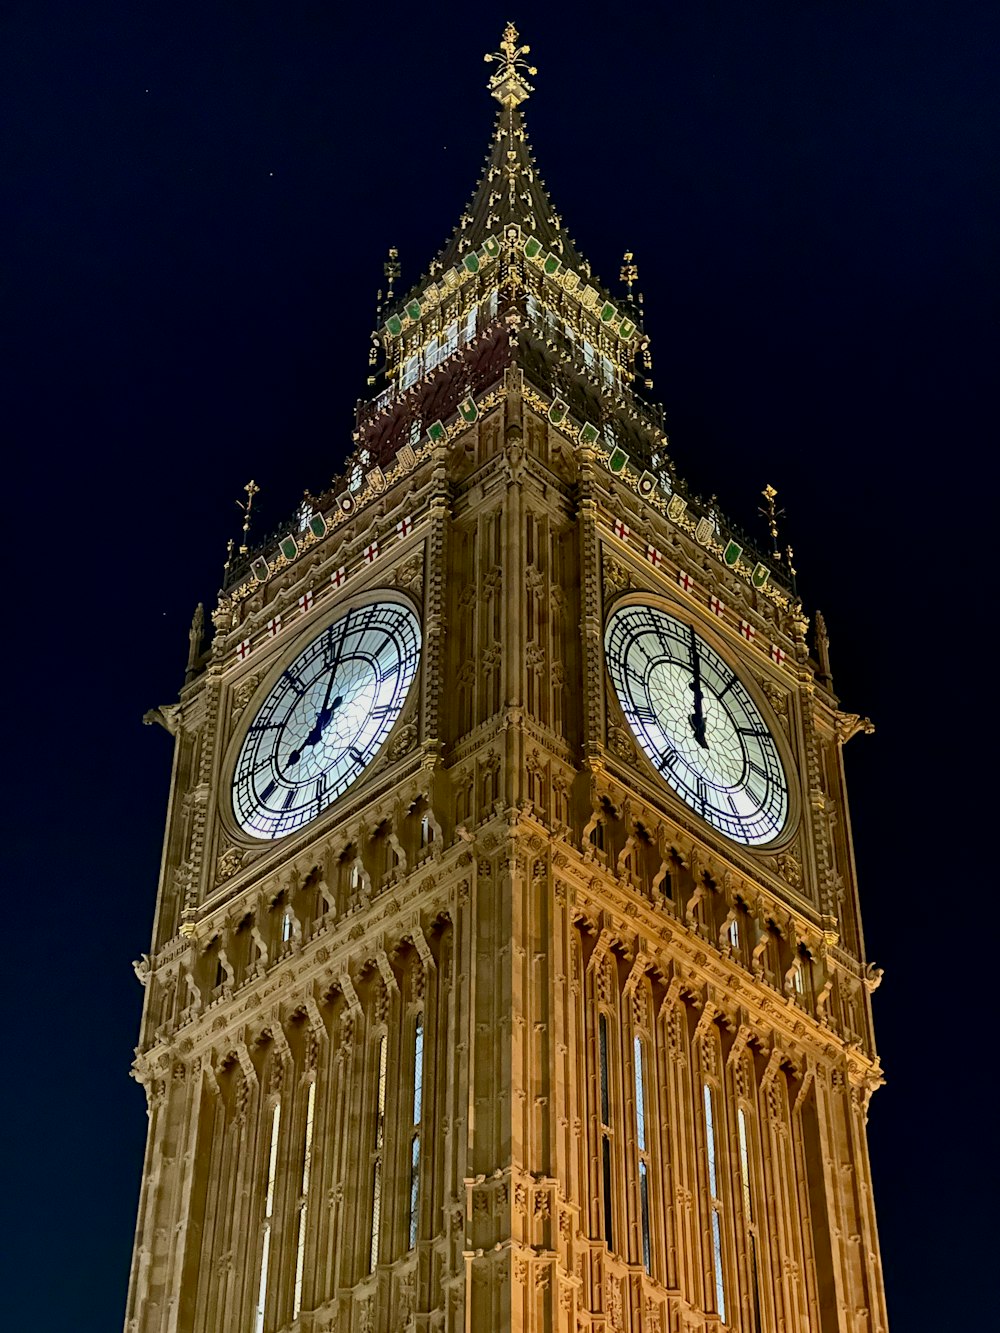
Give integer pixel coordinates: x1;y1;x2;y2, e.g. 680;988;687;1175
656;747;679;772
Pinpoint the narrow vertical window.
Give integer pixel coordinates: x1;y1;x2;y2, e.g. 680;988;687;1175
703;1084;727;1322
634;1036;651;1273
599;1014;613;1249
420;813;433;848
409;1015;424;1248
728;916;740;951
370;1034;388;1272
254;1101;281;1333
738;1107;763;1333
281;908;293;943
292;1082;316;1319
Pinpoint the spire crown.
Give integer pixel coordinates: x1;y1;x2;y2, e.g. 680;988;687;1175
484;22;537;107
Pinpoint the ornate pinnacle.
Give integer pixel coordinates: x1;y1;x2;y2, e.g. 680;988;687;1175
484;22;537;107
620;250;638;295
237;479;260;554
759;483;784;560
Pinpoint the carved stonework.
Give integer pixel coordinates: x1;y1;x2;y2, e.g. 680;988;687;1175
231;673;260;720
216;844;243;882
607;724;636;763
603;556;631;595
388;722;418;761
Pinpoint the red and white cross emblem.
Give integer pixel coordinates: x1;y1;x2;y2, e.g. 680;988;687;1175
770;643;787;666
739;619;756;643
709;595;725;617
612;519;630;541
364;540;380;564
298;590;314;614
330;565;346;588
645;544;663;567
236;637;251;662
267;615;282;637
396;514;413;539
677;570;694;593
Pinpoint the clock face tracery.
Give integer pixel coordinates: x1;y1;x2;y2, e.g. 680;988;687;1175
232;600;421;840
605;603;789;845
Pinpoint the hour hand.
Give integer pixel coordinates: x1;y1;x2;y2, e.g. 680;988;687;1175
688;629;709;749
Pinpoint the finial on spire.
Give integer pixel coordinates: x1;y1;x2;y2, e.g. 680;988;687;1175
237;479;260;554
484;22;537;107
759;483;785;560
620;250;639;296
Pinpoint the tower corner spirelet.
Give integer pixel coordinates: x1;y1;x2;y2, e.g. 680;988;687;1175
484;21;537;107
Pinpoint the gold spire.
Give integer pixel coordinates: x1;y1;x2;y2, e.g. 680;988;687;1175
759;483;784;560
484;22;537;107
237;479;260;554
620;250;639;296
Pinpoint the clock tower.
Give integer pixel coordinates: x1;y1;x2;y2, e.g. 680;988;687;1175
126;27;888;1333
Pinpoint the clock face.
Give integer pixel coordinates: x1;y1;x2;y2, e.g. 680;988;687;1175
232;601;421;840
605;604;788;845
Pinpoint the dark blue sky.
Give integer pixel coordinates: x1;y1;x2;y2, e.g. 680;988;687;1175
5;3;994;1327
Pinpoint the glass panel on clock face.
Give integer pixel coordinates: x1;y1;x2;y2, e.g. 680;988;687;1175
233;602;421;840
604;604;788;845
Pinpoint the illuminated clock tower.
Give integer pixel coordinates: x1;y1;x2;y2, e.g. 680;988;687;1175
125;27;889;1333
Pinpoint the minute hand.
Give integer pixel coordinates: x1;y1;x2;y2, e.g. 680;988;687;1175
688;629;710;750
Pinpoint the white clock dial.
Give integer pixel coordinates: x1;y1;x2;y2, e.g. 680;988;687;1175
232;601;420;840
605;604;788;845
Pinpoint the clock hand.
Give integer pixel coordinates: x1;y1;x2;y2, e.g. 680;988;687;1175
688;627;710;750
286;694;344;766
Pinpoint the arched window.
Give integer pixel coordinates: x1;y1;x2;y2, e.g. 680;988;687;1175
634;1036;651;1273
409;1015;424;1248
292;1082;317;1319
599;1013;614;1250
254;1100;281;1333
370;1034;388;1272
703;1084;727;1322
737;1106;763;1333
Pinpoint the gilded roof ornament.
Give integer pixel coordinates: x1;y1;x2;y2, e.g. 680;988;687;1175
484;22;537;107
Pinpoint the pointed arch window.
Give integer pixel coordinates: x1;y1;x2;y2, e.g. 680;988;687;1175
599;1013;614;1250
738;1106;763;1333
292;1081;316;1319
703;1084;727;1322
370;1033;388;1272
634;1035;651;1273
409;1014;424;1248
254;1100;281;1333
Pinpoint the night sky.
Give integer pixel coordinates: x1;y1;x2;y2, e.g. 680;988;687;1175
5;4;994;1327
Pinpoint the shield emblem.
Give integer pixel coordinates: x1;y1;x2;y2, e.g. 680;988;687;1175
463;251;480;273
619;318;636;340
459;396;479;423
280;535;298;561
563;270;580;292
548;399;569;425
406;300;422;322
367;466;386;492
543;253;561;276
251;556;270;582
578;422;599;444
600;302;617;324
427;420;446;443
608;447;629;474
523;236;542;260
638;470;657;496
751;563;770;589
695;516;714;546
309;513;327;539
482;235;501;259
396;444;417;470
723;539;742;567
385;314;402;337
666;494;688;523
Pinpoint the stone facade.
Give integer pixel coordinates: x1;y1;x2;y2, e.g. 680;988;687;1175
125;30;887;1333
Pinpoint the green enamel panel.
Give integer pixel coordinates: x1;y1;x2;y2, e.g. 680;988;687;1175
427;420;446;442
280;536;298;561
723;540;742;567
309;513;327;538
385;314;403;337
406;300;422;322
523;236;542;260
251;557;270;581
482;235;501;258
548;399;568;425
600;302;617;323
543;253;561;275
578;422;599;444
608;446;629;473
752;563;770;589
459;396;479;422
463;251;480;273
619;318;636;340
